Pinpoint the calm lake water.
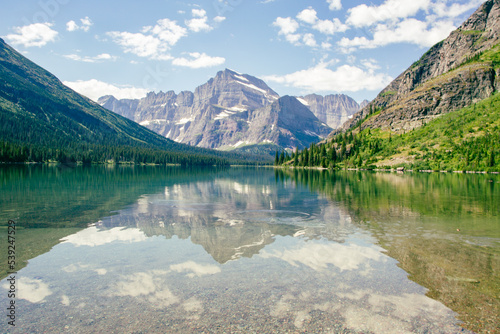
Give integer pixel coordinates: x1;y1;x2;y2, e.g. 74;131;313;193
0;165;498;333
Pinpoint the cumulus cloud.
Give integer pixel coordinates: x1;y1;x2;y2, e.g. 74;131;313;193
302;33;318;47
63;53;117;63
276;7;348;48
5;23;58;47
339;18;456;51
313;18;348;35
273;16;311;46
186;8;213;32
108;18;187;60
296;8;318;25
432;0;485;19
346;0;431;27
172;52;225;69
66;16;93;32
263;61;392;93
326;0;342;11
107;31;171;60
62;80;148;102
273;17;299;35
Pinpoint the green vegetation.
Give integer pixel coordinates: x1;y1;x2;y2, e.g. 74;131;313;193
277;92;500;172
459;29;484;35
0;38;269;166
380;90;397;97
459;42;500;69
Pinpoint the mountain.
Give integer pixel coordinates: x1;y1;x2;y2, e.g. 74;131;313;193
100;69;280;147
0;38;256;165
297;94;359;129
278;0;500;172
339;0;500;134
99;69;359;152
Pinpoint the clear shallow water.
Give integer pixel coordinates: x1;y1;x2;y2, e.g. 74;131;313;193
0;166;498;333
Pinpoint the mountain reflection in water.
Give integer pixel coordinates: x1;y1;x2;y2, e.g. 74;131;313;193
1;166;495;333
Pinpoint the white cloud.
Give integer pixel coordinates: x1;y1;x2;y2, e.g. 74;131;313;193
143;18;187;46
313;18;348;35
172;52;225;69
432;0;485;19
186;17;211;32
186;8;212;32
302;33;317;47
327;0;342;11
297;8;318;25
62;80;148;101
285;33;302;45
192;8;207;18
296;7;348;35
63;53;117;63
273;17;310;47
264;61;393;93
66;16;93;32
5;23;58;47
108;18;187;60
346;0;431;27
66;20;78;32
107;31;171;60
321;41;332;50
214;16;226;23
273;17;299;35
280;8;348;48
339;18;456;50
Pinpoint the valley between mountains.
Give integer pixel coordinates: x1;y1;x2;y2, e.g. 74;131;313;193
98;68;366;155
0;0;499;171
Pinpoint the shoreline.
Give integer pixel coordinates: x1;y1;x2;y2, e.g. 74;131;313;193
273;165;500;174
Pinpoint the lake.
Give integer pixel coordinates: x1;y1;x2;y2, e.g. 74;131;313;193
0;165;498;333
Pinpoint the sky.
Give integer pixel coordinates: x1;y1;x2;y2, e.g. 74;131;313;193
0;0;486;103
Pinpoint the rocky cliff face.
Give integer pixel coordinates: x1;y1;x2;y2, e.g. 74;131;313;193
298;94;359;129
99;69;346;151
339;0;500;134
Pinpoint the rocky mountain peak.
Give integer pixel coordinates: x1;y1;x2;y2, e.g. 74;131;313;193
99;69;361;153
339;0;500;134
193;68;279;111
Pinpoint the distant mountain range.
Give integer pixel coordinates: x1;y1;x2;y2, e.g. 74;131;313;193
99;69;364;153
0;38;261;165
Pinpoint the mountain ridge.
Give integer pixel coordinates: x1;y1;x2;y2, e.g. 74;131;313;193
277;0;500;173
338;0;500;134
99;69;360;152
0;38;263;165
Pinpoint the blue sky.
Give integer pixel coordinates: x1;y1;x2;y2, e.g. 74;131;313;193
1;0;485;103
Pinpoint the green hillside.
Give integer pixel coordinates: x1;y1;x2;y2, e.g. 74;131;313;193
279;92;500;172
0;38;267;165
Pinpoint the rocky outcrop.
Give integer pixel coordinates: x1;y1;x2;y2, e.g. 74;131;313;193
339;0;500;134
298;94;359;129
99;69;339;152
